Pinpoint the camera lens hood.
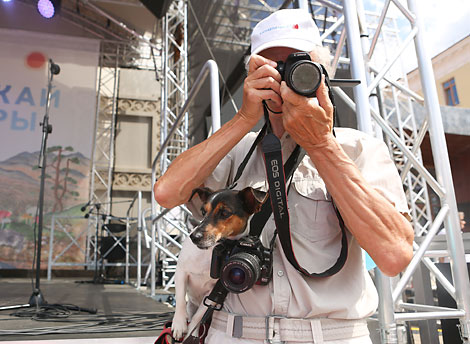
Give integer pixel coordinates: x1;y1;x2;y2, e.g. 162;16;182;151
287;60;322;97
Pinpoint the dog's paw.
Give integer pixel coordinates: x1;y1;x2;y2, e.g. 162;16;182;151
171;314;188;341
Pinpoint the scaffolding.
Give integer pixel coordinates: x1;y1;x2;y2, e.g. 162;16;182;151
86;41;121;266
152;0;470;342
339;0;470;342
151;0;189;291
80;0;470;342
86;36;160;271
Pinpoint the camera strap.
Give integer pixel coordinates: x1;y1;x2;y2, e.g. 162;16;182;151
260;102;348;278
229;101;301;192
182;280;228;344
261;128;348;277
229;98;347;277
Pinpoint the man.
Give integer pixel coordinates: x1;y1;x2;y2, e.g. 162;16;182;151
155;9;414;343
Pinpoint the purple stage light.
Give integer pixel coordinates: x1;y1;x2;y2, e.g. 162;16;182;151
37;0;55;18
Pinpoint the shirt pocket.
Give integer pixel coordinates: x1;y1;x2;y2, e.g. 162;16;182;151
291;178;340;243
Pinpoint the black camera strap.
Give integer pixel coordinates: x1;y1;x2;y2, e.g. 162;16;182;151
228;122;268;190
257;102;348;277
182;280;228;344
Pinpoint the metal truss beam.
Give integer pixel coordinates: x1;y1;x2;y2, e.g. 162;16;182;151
340;0;470;342
152;0;189;292
149;2;470;343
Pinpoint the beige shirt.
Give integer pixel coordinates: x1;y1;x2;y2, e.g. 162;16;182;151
189;127;409;320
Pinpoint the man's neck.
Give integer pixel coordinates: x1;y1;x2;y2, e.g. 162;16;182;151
269;114;285;138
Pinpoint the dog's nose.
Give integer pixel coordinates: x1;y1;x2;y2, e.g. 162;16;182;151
190;230;203;243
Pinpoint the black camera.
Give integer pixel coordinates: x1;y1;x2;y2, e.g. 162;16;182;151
210;236;273;294
276;51;327;98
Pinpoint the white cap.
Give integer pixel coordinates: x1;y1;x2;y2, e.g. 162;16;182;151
251;9;322;56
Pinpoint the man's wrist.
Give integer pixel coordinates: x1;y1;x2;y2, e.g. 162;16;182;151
302;132;337;154
236;110;260;130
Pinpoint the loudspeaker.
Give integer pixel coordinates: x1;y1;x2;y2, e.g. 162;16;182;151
103;223;126;233
139;0;173;19
100;237;125;261
436;262;470;343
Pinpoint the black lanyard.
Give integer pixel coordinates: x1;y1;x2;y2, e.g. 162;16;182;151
233;102;348;278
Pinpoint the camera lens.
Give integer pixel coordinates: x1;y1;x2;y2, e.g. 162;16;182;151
228;267;246;285
221;252;261;293
288;61;322;97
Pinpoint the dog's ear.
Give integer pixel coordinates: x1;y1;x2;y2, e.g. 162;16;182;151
188;187;213;203
239;187;268;214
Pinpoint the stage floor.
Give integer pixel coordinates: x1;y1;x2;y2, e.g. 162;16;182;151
0;278;174;343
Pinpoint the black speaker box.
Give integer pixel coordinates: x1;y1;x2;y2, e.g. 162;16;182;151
436;262;470;343
139;0;173;19
100;237;125;261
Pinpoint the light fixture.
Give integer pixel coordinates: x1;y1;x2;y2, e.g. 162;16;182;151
37;0;61;18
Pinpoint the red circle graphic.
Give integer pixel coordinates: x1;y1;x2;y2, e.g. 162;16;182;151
26;52;46;69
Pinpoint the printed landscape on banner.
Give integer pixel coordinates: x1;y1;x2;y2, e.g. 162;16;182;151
0;29;99;269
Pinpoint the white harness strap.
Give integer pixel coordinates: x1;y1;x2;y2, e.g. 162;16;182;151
226;313;235;337
211;311;370;342
310;318;324;343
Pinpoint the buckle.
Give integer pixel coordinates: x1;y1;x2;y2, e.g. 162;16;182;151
265;315;286;344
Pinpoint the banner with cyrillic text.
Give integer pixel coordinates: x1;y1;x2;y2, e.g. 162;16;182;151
0;29;99;269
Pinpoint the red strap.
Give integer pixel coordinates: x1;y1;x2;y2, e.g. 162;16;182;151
155;322;175;344
156;320;210;344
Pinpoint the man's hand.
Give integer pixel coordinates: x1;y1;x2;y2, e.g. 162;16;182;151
281;75;334;149
239;54;283;126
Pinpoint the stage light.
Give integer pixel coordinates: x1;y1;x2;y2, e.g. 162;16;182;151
37;0;61;18
2;0;13;3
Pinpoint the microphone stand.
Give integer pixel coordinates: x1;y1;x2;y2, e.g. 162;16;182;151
0;60;97;317
27;60;57;307
0;61;58;312
0;61;94;316
87;204;106;284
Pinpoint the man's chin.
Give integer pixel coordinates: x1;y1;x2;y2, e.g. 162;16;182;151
265;101;282;115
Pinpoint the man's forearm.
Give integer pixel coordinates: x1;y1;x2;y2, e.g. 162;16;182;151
307;134;414;276
154;113;255;209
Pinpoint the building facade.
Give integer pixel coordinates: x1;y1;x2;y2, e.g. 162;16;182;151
407;35;470;232
408;35;470;107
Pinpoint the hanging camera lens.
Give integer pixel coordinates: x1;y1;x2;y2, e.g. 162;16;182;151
276;52;324;98
210;236;273;294
221;251;261;293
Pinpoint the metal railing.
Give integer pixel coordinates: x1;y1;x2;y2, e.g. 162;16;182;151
147;59;221;296
47;192;148;286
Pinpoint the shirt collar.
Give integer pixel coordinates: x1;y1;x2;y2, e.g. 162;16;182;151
280;131;297;158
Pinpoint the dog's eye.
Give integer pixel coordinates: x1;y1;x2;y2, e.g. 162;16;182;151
201;208;207;216
219;209;232;218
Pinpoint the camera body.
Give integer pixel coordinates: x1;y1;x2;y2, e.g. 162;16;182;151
210;236;273;293
276;52;326;98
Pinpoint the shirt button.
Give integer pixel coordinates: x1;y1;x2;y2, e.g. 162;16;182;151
277;270;284;277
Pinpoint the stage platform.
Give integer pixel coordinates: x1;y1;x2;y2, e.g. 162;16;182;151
0;277;174;343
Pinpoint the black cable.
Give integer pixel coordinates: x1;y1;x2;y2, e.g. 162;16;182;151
10;303;96;320
0;311;174;335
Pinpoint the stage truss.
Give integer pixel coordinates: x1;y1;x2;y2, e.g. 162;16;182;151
74;0;470;342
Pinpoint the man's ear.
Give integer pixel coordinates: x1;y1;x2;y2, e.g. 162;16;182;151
239;187;268;214
188;187;213;203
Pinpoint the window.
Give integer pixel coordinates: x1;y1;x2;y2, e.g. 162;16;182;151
443;78;460;106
